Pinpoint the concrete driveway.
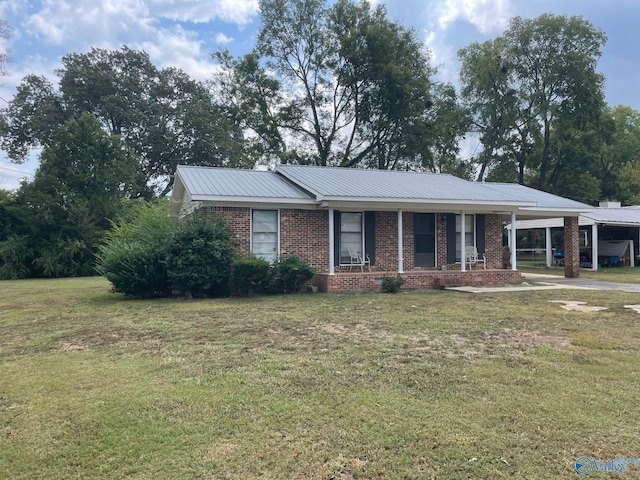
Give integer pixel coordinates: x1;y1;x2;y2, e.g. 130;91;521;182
449;272;640;294
523;273;640;294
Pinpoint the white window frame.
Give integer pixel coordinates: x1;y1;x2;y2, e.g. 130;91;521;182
455;214;476;262
339;211;364;265
251;209;279;263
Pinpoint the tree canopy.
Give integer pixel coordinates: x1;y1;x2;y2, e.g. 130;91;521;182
1;47;248;196
459;14;607;194
215;0;467;172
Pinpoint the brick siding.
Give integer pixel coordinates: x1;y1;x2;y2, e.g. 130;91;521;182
198;206;520;292
563;216;580;278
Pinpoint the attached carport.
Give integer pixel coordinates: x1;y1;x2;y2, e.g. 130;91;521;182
510;202;640;271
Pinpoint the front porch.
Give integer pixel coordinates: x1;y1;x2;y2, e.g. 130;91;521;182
316;269;525;293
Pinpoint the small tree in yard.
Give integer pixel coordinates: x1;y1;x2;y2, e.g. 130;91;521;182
164;217;236;298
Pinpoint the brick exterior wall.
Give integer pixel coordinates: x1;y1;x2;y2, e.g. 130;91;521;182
200;206;251;254
563;216;580;278
436;214;448;268
485;214;504;270
317;270;524;292
198;206;519;292
374;211;399;272
280;209;329;273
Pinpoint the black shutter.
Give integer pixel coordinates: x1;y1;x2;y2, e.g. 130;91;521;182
364;211;376;266
446;213;456;264
333;210;341;266
476;214;486;255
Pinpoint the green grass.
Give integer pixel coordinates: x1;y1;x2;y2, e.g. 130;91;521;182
2;277;640;479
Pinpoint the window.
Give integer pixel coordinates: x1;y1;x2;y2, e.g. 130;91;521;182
455;214;475;261
340;212;363;263
252;210;278;262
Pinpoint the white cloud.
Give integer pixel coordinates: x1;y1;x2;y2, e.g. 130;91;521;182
436;0;512;35
215;32;234;45
135;27;219;81
148;0;259;25
26;0;153;46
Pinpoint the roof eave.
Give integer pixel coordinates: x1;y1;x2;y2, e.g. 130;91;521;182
190;194;317;205
321;196;535;207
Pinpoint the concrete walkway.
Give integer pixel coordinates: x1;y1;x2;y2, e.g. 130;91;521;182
448;272;640;294
523;273;640;294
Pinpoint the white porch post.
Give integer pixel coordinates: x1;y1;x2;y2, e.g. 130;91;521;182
545;227;552;267
510;212;517;271
591;223;598;271
460;211;466;272
397;209;404;273
328;208;335;275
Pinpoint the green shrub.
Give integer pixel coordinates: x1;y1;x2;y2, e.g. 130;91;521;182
96;239;170;298
164;216;235;298
269;255;316;294
231;256;272;296
0;234;33;280
96;200;176;298
381;275;405;293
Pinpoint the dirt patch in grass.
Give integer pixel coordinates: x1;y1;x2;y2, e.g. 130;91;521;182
300;322;570;359
59;343;86;352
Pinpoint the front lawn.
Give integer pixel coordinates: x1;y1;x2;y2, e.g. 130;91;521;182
1;277;639;478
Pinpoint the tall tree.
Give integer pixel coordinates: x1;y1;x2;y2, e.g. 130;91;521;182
603;105;640;204
215;0;465;171
0;113;139;278
459;14;607;189
1;47;247;196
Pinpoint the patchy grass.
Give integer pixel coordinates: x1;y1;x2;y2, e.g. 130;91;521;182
1;277;640;479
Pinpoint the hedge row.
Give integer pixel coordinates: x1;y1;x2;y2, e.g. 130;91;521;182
96;203;315;298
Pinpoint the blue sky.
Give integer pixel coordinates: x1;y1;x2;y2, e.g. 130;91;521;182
1;0;639;189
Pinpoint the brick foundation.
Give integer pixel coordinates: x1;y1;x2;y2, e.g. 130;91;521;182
317;269;524;292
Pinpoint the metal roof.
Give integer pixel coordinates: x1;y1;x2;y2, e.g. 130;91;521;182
275;165;531;204
584;207;640;226
512;206;640;229
176;165;314;201
170;164;593;216
483;183;592;211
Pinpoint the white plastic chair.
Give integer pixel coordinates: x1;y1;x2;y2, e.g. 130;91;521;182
465;246;486;270
348;249;371;272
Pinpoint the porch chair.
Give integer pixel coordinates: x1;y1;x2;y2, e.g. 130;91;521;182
464;246;486;270
348;248;371;272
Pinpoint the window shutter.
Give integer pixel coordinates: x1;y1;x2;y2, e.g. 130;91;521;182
476;214;486;255
446;213;456;264
365;211;376;266
333;210;341;266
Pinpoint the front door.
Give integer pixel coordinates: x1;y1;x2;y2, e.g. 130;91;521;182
415;213;435;267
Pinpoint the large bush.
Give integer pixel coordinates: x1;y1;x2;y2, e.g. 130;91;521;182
96;200;176;298
0;234;33;280
269;255;316;294
230;256;272;296
164;216;236;298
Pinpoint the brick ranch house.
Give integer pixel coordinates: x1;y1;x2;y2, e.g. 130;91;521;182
169;165;591;292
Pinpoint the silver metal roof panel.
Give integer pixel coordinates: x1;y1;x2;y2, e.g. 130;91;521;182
275;165;531;204
176;165;314;201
